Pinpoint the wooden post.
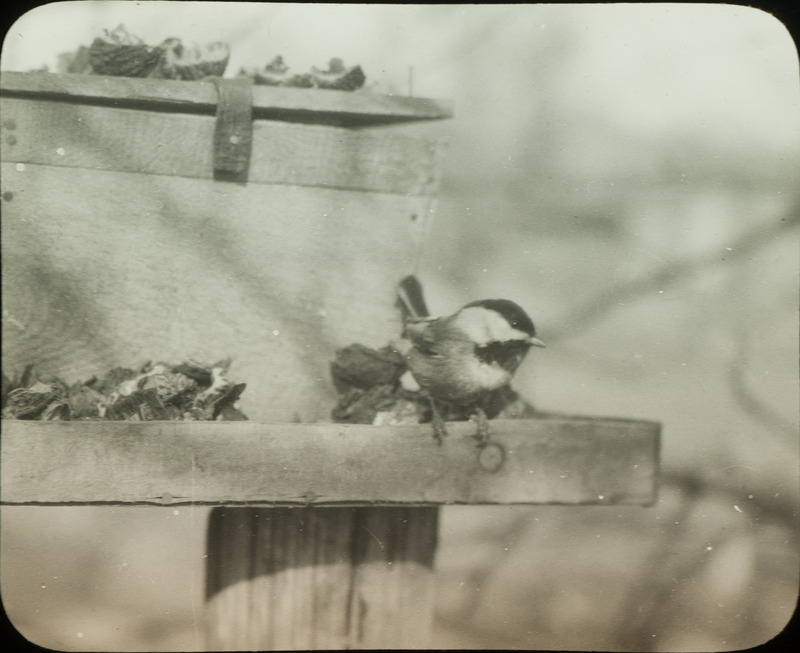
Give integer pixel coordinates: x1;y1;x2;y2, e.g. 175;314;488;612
205;507;438;650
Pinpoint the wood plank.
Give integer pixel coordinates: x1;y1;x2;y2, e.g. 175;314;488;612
0;71;453;126
1;163;434;423
0;97;443;195
0;418;660;506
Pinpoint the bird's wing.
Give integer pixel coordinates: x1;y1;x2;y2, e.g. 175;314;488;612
404;319;443;357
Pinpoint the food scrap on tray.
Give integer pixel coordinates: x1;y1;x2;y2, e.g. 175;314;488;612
1;360;247;421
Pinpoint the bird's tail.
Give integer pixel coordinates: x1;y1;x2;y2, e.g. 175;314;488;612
396;274;430;320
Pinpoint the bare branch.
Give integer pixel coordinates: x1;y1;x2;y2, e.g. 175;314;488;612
550;209;800;345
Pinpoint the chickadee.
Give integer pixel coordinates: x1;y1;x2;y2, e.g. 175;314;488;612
396;275;544;442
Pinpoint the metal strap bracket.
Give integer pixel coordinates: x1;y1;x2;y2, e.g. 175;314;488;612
212;77;253;183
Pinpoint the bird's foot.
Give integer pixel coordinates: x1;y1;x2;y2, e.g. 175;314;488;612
430;399;447;445
471;407;490;446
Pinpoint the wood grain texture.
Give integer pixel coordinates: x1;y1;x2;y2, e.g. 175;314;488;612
0;418;660;506
0;71;454;126
0;97;444;195
204;506;438;650
1;163;434;422
1;79;444;424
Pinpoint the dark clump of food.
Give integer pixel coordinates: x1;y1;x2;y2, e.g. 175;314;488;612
240;56;366;91
2;360;247;422
88;25;165;78
73;24;230;80
310;58;366;91
330;344;422;424
330;344;407;392
55;26;366;91
154;38;231;80
242;55;292;87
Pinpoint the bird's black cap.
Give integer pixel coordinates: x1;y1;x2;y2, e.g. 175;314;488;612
463;299;536;337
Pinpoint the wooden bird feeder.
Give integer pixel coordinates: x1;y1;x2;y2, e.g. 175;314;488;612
0;71;660;650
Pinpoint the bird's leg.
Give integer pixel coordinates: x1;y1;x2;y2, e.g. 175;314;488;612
471;406;490;445
429;397;447;445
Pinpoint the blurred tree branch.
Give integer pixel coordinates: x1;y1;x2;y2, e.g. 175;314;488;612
729;319;798;441
615;466;797;650
435;468;796;651
550;207;800;345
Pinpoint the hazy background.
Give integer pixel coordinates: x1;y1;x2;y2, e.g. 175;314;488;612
2;2;798;651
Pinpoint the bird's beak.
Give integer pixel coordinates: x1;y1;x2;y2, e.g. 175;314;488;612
529;336;546;348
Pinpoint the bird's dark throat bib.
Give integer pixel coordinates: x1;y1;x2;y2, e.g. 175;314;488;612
474;340;531;370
